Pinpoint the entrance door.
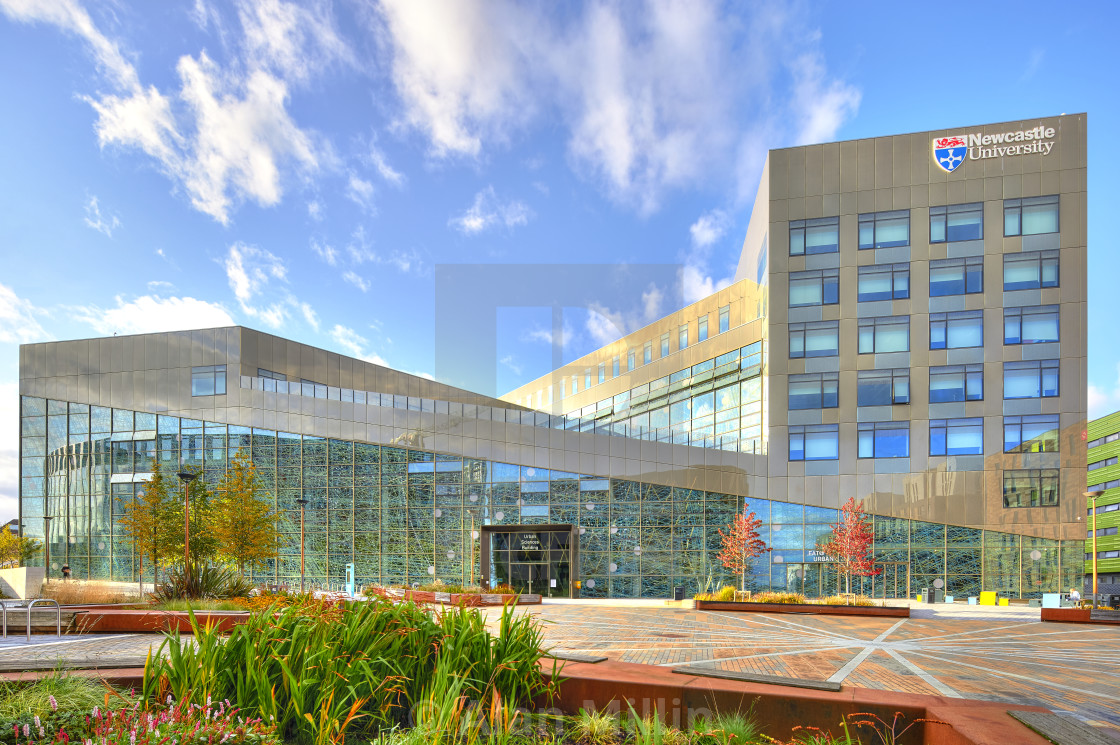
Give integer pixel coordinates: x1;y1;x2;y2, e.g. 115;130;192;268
871;562;909;599
485;526;574;598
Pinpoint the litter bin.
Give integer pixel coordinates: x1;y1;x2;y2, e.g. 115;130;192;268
673;586;685;601
920;587;930;603
930;588;945;603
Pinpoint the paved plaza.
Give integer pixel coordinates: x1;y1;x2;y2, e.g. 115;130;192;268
0;602;1117;734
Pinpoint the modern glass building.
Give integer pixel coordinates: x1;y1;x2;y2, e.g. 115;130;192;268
18;114;1088;598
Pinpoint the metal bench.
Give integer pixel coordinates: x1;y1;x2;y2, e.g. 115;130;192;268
1;599;61;641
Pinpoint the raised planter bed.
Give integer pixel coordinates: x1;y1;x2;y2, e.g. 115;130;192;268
694;599;909;617
74;609;250;634
1041;607;1120;625
370;586;539;607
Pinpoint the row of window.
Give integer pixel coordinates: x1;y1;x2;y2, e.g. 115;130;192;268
1088;477;1120;493
789;251;1059;307
546;305;733;404
793;311;1061;355
788;414;1058;459
1090;527;1119;538
1089;550;1120;560
1088;432;1120;449
1089;456;1119;472
790;361;1057;403
789;196;1060;255
1090;503;1120;516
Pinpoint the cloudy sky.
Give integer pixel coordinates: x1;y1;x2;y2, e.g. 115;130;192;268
1;0;1117;522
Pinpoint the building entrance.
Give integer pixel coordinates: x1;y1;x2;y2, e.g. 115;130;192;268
481;524;577;598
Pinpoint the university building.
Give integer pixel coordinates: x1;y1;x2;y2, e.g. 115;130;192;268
18;114;1088;598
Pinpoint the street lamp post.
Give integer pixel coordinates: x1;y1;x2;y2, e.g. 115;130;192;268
295;498;308;593
177;471;198;589
1085;489;1105;608
42;516;53;584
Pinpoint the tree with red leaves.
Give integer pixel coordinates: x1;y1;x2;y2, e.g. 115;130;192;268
717;507;771;591
821;497;880;595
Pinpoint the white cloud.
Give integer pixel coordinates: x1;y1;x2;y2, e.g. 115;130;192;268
342;270;369;292
520;323;574;347
329;324;387;366
83;195;121;237
0;283;50;344
499;355;522;376
690;209;731;249
346;173;376;212
1089;363;1120;419
299;301;319;331
310;238;337;266
372;2;859;213
75;294;235;335
236;0;354;85
584;306;623;347
369;143;404;186
449;186;533;235
307;200;323;221
147;280;174;291
681;264;733;304
222;242;289;327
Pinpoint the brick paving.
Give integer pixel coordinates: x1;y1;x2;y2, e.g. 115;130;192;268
484;602;1120;733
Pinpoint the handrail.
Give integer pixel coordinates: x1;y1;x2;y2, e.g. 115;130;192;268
26;599;61;641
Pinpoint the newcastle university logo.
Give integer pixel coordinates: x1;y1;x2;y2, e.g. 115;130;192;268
933;136;967;173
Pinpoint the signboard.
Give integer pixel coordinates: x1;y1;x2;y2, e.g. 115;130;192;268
933;125;1056;173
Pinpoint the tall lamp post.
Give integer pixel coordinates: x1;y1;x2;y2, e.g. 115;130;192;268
42;516;53;584
295;498;308;593
177;471;198;588
1086;489;1105;608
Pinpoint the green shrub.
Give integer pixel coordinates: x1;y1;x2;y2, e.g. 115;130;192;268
571;708;619;744
150;563;256;601
694;585;738;601
750;591;808;605
0;672;113;744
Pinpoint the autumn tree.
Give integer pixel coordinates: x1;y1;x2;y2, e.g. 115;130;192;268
0;530;42;568
211;450;282;576
821;497;880;594
163;468;219;568
115;462;177;582
717;507;771;591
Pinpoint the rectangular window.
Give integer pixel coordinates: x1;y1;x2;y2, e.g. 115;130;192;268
627;349;636;371
1004;305;1059;345
930;311;983;350
858;316;910;354
930;203;983;243
857;421;910;458
698;315;708;342
597;363;606;384
858;210;910;249
789;424;839;461
257;368;286;381
1004;195;1059;236
660;333;670;358
612;356;620;377
929;364;983;403
678;324;689;350
929;256;983;296
789;321;839;358
1004;250;1059;291
788;372;839;410
789;268;840;307
1004;414;1060;453
584;369;591;390
643;341;653;365
1003;469;1060;507
571;375;578;395
191;365;227;396
930;417;984;456
719;305;730;333
789;216;840;256
1088;456;1118;472
1088;432;1120;449
856;368;910;406
1004;359;1060;399
857;263;909;301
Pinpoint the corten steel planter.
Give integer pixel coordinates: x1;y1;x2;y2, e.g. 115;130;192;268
694;599;909;617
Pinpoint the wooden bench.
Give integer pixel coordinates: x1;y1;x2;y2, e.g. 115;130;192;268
1009;710;1119;745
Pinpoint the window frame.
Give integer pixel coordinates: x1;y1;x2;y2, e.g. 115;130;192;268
718;305;730;333
789;216;840;256
1003;359;1060;399
1003;250;1059;291
856;368;910;406
858;210;910;249
1003;414;1060;453
929;256;984;297
1003;468;1060;508
929;310;984;350
1004;195;1059;237
857;421;910;458
190;365;227;397
643;341;653;365
857;263;910;302
698;315;708;342
788;424;840;461
789;321;839;359
929;202;983;243
857;315;910;354
1003;305;1059;345
787;372;840;410
678;324;689;350
930;417;984;456
929;364;984;403
789;268;840;307
660;333;670;358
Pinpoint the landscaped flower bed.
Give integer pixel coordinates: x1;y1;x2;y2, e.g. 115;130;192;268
367;584;541;606
693;588;909;617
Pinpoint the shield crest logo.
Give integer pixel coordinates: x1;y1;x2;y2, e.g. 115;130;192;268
933;136;967;173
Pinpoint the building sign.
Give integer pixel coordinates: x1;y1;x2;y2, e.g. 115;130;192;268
932;125;1056;173
516;534;542;552
807;550;829;562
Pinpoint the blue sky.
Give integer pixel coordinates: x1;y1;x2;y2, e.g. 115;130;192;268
0;0;1117;520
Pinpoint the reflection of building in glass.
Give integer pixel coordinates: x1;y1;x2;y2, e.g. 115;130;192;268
19;115;1087;598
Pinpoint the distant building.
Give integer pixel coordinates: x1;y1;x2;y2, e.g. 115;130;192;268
2;520;18;536
1086;412;1120;597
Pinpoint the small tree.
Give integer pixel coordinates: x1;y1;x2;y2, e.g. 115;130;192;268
717;507;770;592
116;462;177;583
821;497;880;594
163;468;219;568
211;450;282;577
0;530;41;569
